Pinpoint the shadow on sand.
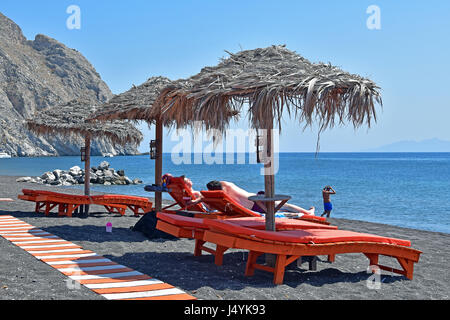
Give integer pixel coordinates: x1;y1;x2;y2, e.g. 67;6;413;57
1;210;408;292
101;251;408;292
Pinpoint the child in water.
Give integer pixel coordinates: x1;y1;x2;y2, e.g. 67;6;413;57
321;185;336;218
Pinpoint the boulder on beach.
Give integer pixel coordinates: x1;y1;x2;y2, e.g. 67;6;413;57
98;161;110;170
41;171;56;182
16;161;143;187
69;166;82;176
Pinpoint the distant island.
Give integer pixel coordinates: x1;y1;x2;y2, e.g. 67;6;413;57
362;138;450;152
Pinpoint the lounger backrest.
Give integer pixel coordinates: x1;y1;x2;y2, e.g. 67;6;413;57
166;177;206;212
200;190;261;217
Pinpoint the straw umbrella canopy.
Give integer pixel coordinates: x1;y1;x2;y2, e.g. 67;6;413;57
89;76;180;211
155;45;383;232
26;98;143;212
91;76;175;123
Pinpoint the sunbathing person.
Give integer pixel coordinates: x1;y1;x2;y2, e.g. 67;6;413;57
199;180;315;216
162;174;214;211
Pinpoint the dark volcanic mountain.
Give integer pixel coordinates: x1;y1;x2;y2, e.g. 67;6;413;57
0;12;138;156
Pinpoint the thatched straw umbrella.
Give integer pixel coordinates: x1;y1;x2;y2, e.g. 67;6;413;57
89;76;177;211
91;76;174;122
155;45;382;234
90;76;239;211
27;98;143;213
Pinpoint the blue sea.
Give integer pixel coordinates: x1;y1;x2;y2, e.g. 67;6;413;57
1;153;449;234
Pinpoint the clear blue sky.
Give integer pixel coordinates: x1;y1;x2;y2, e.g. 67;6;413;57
2;0;450;152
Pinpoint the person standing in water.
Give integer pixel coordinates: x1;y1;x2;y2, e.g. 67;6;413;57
321;185;336;218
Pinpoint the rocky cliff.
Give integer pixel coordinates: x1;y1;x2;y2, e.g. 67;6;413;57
0;12;138;156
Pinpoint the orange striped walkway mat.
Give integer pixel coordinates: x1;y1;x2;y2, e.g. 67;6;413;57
0;215;196;300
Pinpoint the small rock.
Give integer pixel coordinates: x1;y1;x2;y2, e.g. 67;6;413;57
132;178;143;185
16;177;32;182
89;173;98;183
41;171;56;181
98;161;110;170
69;166;82;176
52;169;63;180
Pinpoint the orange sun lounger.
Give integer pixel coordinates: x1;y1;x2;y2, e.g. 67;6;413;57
19;189;94;217
200;190;330;224
90;195;153;216
156;212;421;285
160;176;242;220
202;219;422;284
18;189;152;217
156;212;338;267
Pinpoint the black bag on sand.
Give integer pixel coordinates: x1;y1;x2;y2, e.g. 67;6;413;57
132;211;176;240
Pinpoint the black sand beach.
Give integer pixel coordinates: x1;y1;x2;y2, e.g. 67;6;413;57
1;175;449;300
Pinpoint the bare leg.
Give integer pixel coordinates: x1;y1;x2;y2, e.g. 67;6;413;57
321;210;331;218
279;203;315;216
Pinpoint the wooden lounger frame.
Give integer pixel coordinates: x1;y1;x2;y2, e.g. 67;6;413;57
156;214;421;285
18;190;152;217
91;195;153;216
203;229;421;284
156;219;229;266
18;193;97;217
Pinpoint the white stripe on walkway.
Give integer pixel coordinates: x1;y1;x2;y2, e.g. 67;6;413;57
28;248;84;254
36;253;98;260
0;222;31;225
69;271;143;281
58;265;128;273
12;239;66;244
0;230;45;235
5;234;51;238
0;231;39;235
102;288;185;300
85;279;163;289
5;236;58;241
20;244;79;249
46;258;109;266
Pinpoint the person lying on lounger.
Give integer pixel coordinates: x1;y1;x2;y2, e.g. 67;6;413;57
188;180;315;217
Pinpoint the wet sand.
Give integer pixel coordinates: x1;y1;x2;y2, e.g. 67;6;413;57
1;176;449;300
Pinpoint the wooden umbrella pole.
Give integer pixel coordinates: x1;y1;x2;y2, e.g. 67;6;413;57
264;127;275;231
264;115;276;266
155;118;163;212
84;135;91;214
